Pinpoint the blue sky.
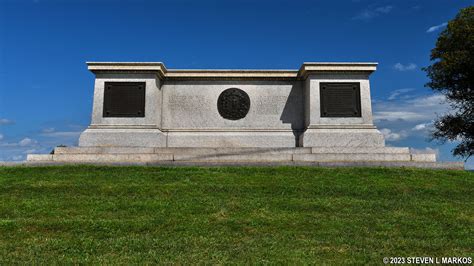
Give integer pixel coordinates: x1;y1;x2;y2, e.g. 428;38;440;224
0;0;473;168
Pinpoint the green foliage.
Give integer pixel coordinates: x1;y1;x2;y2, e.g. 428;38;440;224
0;166;472;264
423;6;474;159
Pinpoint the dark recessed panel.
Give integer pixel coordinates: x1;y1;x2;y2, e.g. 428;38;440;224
217;88;250;120
320;83;361;117
103;82;146;117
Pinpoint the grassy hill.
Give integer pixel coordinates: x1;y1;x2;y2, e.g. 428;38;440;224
0;166;472;264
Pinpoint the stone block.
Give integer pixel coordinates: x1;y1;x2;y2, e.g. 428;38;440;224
156;147;311;155
53;154;173;162
167;131;299;148
27;154;53;161
174;153;292;162
411;153;437;162
79;128;167;147
293;153;411;162
311;147;409;154
300;128;385;147
55;147;155;154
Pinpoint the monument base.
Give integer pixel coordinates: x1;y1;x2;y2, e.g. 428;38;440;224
300;127;385;147
78;128;167;147
26;145;452;167
167;131;300;148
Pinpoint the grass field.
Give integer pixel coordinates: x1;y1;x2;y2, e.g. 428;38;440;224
0;166;472;264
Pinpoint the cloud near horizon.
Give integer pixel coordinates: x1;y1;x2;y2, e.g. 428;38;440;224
0;125;85;161
374;93;447;123
373;90;448;148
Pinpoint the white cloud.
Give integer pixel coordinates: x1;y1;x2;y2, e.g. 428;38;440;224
40;131;82;138
0;134;3;141
374;93;448;123
374;111;427;122
19;138;37;147
406;94;446;107
11;155;24;161
354;5;393;20
0;118;14;125
375;6;393;13
394;63;417;71
380;128;406;141
23;148;38;154
0;137;39;147
427;22;447;33
388;88;414;100
412;123;431;131
41;127;55;133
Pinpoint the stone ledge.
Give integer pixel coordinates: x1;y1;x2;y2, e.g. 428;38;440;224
411;153;437;162
86;62;379;80
174;154;292;162
4;160;465;170
53;154;173;163
293;153;412;162
55;147;312;155
54;147;156;154
26;154;53;161
311;147;409;154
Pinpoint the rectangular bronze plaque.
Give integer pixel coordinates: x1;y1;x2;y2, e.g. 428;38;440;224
103;82;146;117
320;83;361;117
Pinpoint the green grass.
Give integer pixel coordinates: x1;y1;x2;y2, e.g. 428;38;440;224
0;166;472;264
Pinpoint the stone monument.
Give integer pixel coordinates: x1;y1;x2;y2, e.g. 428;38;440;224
27;62;463;168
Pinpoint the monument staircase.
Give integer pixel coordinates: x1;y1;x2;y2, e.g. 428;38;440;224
27;146;463;169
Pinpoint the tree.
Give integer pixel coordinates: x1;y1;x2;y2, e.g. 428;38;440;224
423;6;474;160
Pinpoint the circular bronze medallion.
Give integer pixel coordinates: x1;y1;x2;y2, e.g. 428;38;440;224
217;88;250;120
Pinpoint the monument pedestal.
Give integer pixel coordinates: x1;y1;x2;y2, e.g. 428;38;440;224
25;61;463;168
300;127;385;147
79;128;167;147
167;131;299;148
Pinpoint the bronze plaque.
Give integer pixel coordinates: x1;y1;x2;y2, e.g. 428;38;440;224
320;83;361;117
103;82;145;117
217;88;250;120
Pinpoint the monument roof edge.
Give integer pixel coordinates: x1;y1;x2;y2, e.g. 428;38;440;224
85;61;379;79
302;62;378;65
298;62;378;78
86;62;168;77
165;69;298;79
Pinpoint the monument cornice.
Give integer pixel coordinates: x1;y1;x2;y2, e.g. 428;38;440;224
87;62;168;79
86;62;377;80
298;62;378;79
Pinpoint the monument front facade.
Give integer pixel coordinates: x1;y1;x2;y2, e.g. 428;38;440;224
79;62;383;148
27;61;464;168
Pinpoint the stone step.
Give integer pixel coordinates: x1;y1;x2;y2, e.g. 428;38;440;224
311;147;409;154
54;147;312;155
163;147;311;155
411;153;437;162
54;146;414;155
17;161;465;169
173;153;292;162
27;154;53;161
29;150;436;163
293;153;413;162
53;153;173;163
54;147;155;154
